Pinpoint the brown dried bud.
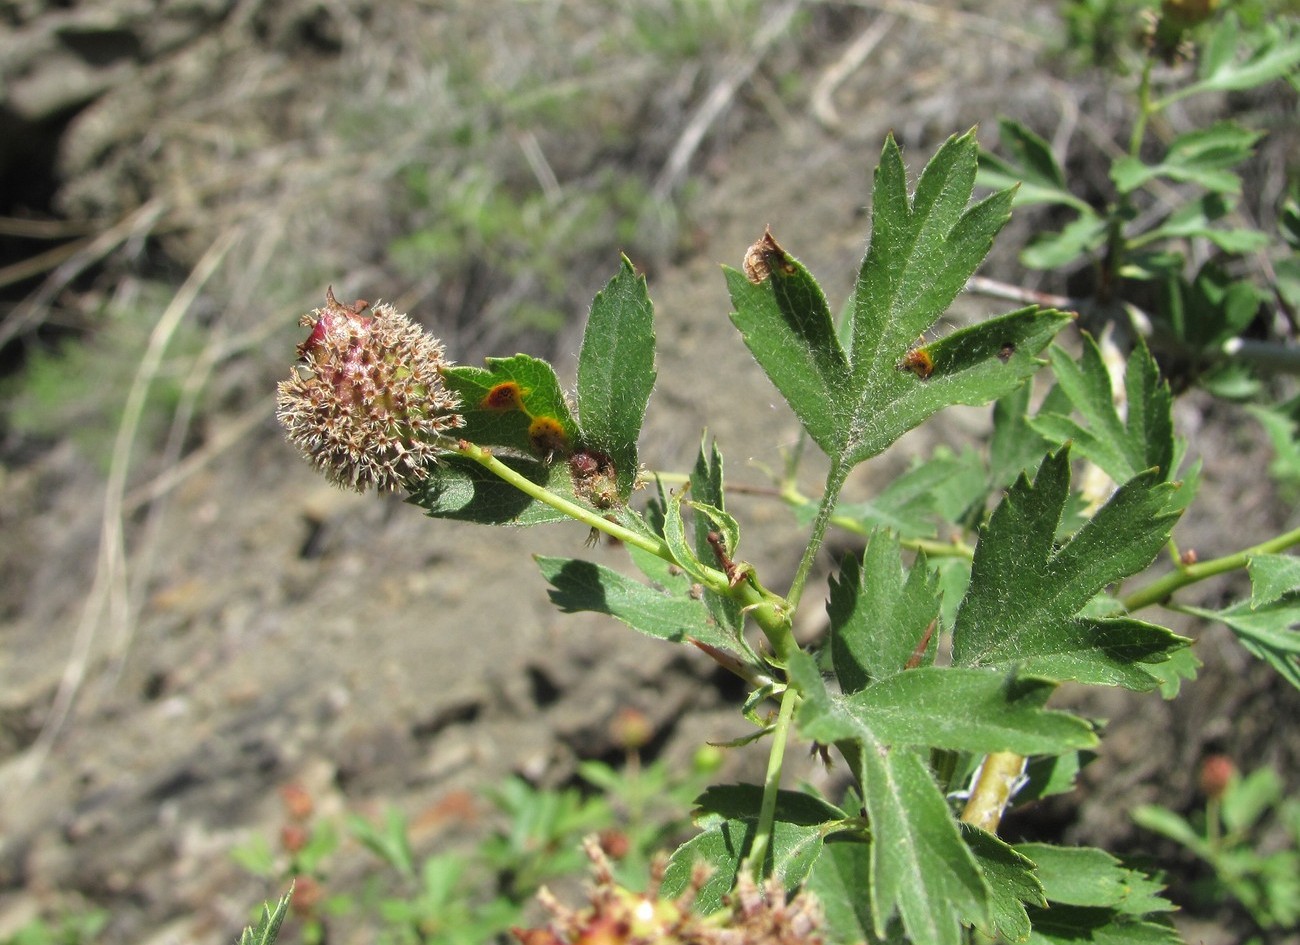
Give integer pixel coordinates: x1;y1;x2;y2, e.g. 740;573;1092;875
511;838;825;944
277;289;464;492
742;227;793;285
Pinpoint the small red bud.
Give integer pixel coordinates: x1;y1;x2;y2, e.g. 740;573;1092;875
290;875;324;916
1180;548;1199;566
279;783;314;822
1199;754;1236;800
280;824;310;855
610;707;653;752
596;829;631;861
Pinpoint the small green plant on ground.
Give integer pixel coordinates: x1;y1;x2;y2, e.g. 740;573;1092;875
1134;757;1300;940
234;729;720;944
261;4;1299;943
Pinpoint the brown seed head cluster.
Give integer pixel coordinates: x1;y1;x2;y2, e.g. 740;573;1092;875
513;838;824;945
276;289;464;492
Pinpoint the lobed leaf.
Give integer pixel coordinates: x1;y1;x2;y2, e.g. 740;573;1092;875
1031;336;1175;486
1249;554;1300;608
842;304;1072;468
963;826;1045;944
828;530;939;692
725;261;849;454
239;887;293;945
856;732;990;945
798;662;1096;757
978;119;1091;212
661;814;835;914
1182;595;1300;690
952;448;1187;689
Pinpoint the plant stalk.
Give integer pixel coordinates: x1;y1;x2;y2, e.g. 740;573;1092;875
743;684;799;877
1121;524;1300;612
786;457;851;610
960;751;1027;833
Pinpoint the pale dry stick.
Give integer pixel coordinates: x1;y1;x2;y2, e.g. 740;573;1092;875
13;230;240;792
517;130;563;205
810;13;896;132
106;219;280;680
0;199;168;349
651;0;804;203
832;0;1044;50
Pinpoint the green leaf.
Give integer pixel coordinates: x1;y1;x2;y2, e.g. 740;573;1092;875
1132;804;1207;855
443;354;579;456
802;449;984;539
856;733;991;945
535;556;738;652
576;256;656;497
730;132;1069;466
963;825;1045;944
1182;595;1300;690
1249;554;1300;608
408;454;573;525
1020;211;1107;270
805;838;884;945
1110;123;1262;196
1015;844;1174;914
1221;766;1283;834
692;783;846;827
799;663;1096;756
952;448;1187;689
846;304;1071;467
692;439;744;634
991;383;1054;491
828;530;940;692
1025;906;1182;945
1030;336;1175;485
239;887;294;945
1146;644;1202;700
725;257;849;454
661;814;833;912
1139;193;1270;253
978;119;1091;213
1185;14;1300;97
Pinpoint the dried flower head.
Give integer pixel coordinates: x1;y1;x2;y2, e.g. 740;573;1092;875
276;289;464;492
512;838;824;945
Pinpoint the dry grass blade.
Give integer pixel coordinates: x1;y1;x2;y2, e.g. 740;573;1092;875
8;227;241;794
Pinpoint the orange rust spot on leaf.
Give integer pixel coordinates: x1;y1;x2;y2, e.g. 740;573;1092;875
528;416;570;456
481;381;527;412
897;346;934;380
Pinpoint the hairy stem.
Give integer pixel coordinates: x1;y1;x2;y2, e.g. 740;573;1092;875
1122;524;1300;612
744;684;799;877
787;457;851;610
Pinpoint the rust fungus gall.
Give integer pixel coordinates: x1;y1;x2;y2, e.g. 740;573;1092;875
481;381;527;412
528;416;570;457
897;346;935;380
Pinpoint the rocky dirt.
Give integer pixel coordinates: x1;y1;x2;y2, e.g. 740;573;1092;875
1;2;1298;944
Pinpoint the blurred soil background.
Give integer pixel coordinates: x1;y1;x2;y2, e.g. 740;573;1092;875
0;1;1297;943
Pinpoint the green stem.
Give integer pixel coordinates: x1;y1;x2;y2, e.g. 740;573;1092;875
786;457;850;610
743;684;798;877
1128;57;1156;159
454;440;668;557
455;440;797;658
1121;524;1300;612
